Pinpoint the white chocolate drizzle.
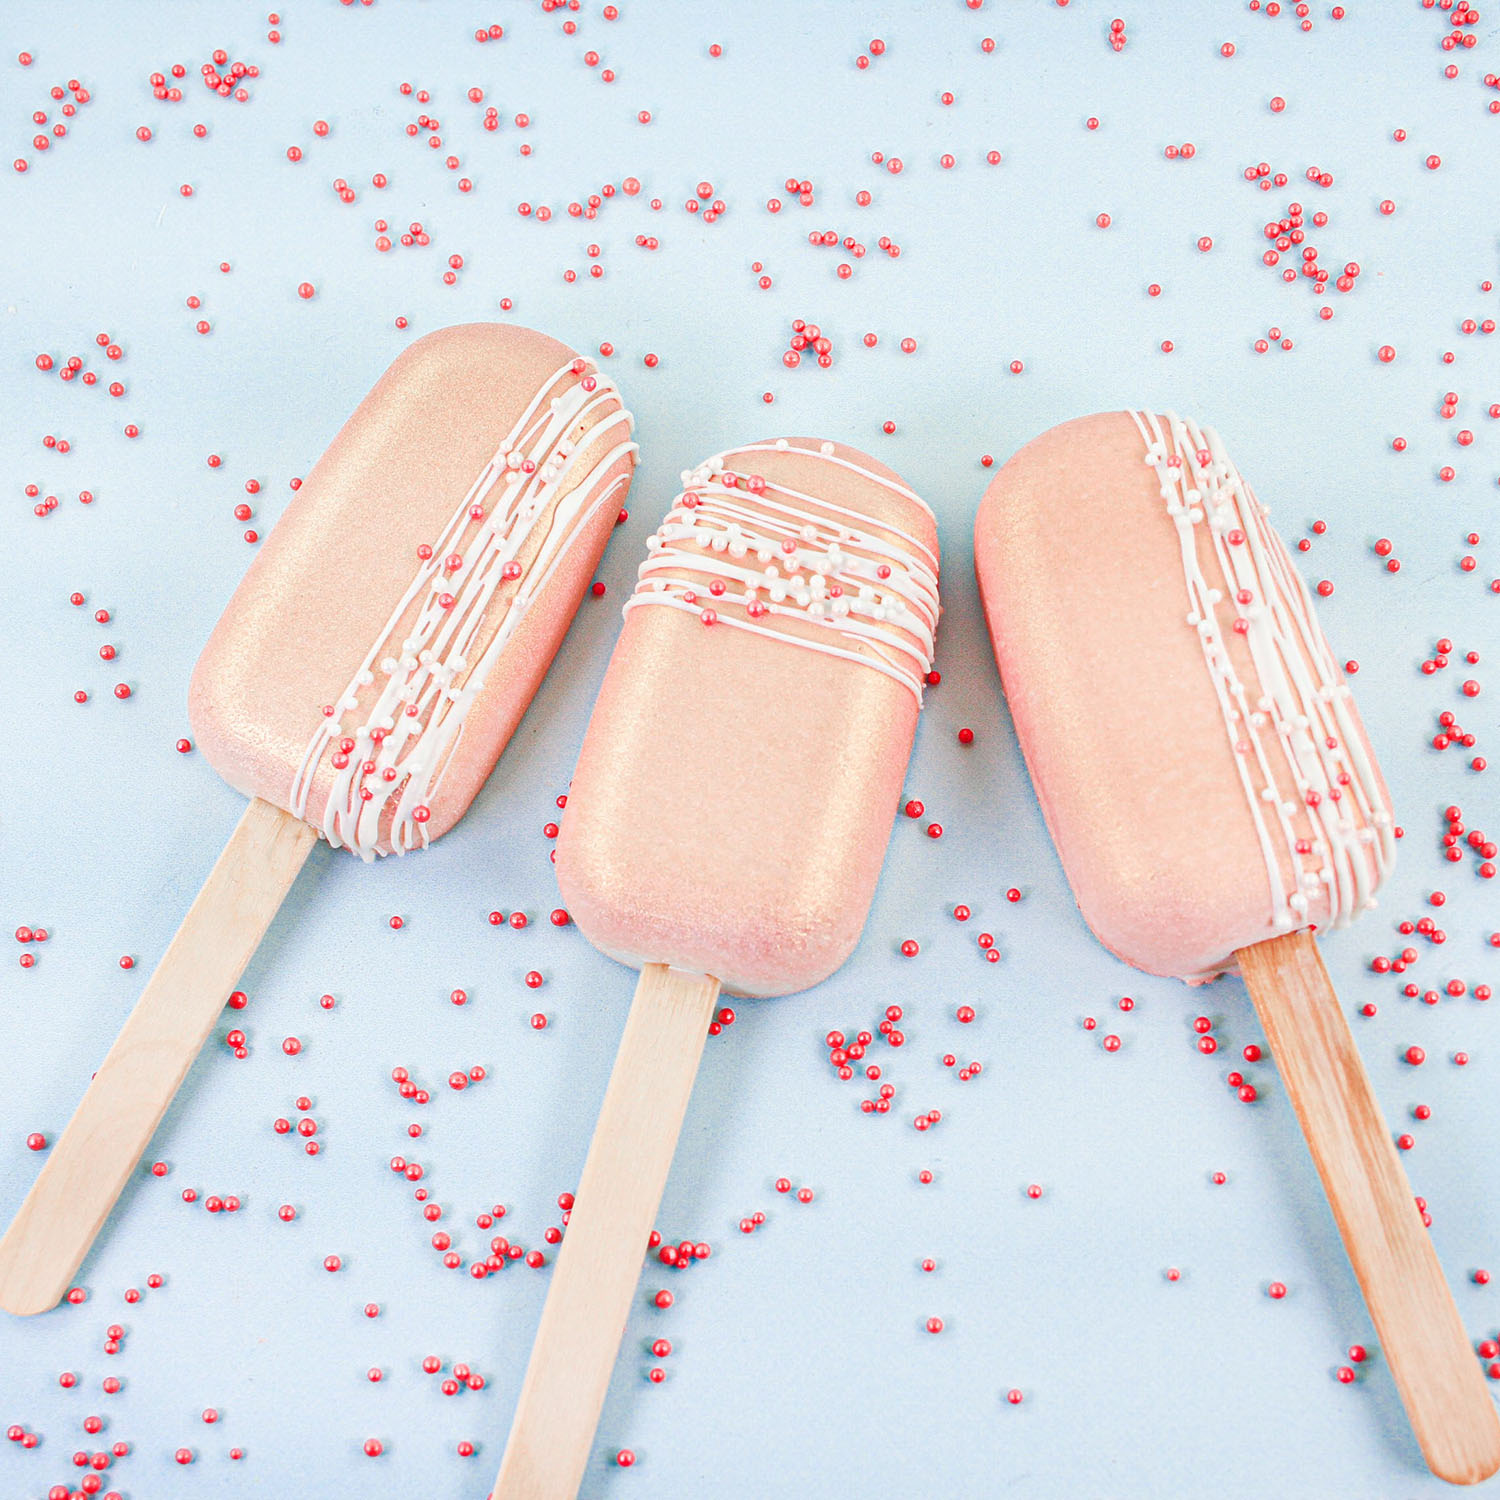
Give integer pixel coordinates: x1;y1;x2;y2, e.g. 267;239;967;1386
624;438;939;701
1130;409;1394;936
290;360;635;859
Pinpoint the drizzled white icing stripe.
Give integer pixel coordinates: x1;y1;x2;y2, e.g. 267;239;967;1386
1130;409;1394;934
623;438;939;702
290;360;635;859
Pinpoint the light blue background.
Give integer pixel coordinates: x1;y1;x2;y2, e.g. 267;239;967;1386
2;3;1498;1496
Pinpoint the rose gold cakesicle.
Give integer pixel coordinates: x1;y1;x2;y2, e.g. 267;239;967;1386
975;409;1500;1485
492;438;940;1500
0;323;636;1317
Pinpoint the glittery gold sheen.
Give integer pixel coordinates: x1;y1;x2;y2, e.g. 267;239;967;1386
556;438;940;999
188;323;634;852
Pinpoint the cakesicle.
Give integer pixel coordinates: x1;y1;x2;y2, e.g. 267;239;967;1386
975;410;1499;1485
492;437;940;1500
0;323;635;1316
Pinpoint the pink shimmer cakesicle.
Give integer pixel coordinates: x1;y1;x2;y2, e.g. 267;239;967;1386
0;323;635;1318
492;438;940;1500
975;410;1500;1485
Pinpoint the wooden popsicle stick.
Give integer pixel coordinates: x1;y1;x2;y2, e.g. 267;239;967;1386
0;797;316;1317
1238;930;1500;1486
492;962;721;1500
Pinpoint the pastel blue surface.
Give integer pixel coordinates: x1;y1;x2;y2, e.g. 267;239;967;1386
2;3;1498;1497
